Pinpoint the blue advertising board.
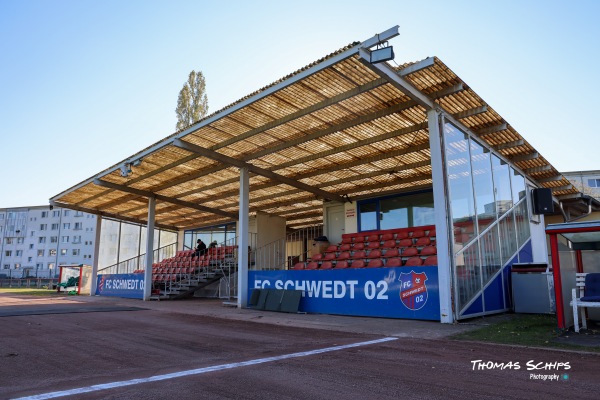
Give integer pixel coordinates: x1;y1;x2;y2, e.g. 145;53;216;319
96;273;144;299
249;267;440;320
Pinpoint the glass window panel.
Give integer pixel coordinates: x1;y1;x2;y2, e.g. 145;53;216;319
470;139;495;233
444;123;476;249
380;197;408;230
514;199;530;248
480;226;501;285
492;155;513;217
511;169;526;203
119;223;141;262
498;210;517;264
359;201;378;231
456;242;481;312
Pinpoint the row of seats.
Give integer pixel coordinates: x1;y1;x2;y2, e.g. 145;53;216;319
173;247;236;260
341;225;435;244
324;236;434;254
313;245;437;262
294;255;438;270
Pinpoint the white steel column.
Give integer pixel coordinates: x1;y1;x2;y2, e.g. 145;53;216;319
428;108;454;323
89;215;102;296
237;167;249;308
143;196;156;301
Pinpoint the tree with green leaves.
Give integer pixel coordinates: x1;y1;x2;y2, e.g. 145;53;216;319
175;70;208;131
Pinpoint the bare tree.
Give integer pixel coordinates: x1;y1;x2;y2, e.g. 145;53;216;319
175;70;208;131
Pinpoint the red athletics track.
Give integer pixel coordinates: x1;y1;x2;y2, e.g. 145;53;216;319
1;294;599;399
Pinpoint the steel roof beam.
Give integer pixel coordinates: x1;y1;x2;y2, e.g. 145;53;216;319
476;123;508;137
93;179;238;220
509;152;539;163
493;139;524;151
172;139;348;204
524;165;553;174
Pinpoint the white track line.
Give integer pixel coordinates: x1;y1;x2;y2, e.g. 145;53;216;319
14;337;397;400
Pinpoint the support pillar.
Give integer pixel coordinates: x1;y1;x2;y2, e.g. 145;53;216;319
428;108;454;324
237;167;249;308
549;234;566;329
90;215;102;296
143;196;156;301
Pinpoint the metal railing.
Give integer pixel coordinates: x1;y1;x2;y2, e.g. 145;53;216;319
252;225;323;270
99;242;178;275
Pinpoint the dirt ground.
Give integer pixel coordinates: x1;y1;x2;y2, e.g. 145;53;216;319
1;294;599;400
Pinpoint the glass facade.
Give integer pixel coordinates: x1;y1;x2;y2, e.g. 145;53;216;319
357;192;434;232
443;122;532;316
184;223;237;250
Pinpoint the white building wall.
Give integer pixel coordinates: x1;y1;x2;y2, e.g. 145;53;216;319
0;206;97;278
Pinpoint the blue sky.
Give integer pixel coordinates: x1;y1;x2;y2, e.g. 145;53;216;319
0;0;598;208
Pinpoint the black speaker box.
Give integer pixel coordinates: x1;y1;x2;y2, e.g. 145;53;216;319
532;188;554;215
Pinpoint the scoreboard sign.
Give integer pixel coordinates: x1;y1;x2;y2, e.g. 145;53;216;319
249;266;440;320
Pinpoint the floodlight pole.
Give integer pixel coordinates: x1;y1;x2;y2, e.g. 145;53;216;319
237;167;250;308
143;196;156;301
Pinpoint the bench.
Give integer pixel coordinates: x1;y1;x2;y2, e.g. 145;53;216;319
571;273;600;332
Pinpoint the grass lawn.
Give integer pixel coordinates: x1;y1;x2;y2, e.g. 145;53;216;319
0;288;65;296
452;313;600;352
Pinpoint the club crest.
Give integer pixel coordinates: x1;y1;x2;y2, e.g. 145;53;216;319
399;271;428;310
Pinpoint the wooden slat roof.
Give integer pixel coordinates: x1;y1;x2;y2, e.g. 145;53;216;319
51;28;588;230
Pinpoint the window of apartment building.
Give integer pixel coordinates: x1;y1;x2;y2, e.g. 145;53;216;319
52;210;60;217
16;250;22;256
588;178;600;188
36;263;43;269
49;249;56;256
14;263;20;269
0;227;3;233
30;231;35;237
48;263;54;269
17;237;24;244
5;238;13;245
0;213;4;220
3;264;9;269
72;235;81;244
51;223;59;230
37;250;44;257
41;211;48;218
61;236;69;243
29;244;34;249
75;211;83;217
27;257;32;262
74;222;82;230
63;223;70;230
72;249;80;256
39;237;46;244
60;249;67;256
64;210;70;216
40;224;47;231
5;250;12;257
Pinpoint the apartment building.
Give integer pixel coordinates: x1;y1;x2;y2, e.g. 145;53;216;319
0;206;98;278
562;170;600;201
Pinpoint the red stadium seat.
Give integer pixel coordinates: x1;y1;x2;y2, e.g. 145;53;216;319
381;233;394;241
350;259;365;268
351;250;366;259
324;252;337;261
341;236;353;244
382;240;397;249
368;249;382;259
339;243;352;252
423;256;438;266
420;246;437;256
337;251;351;260
354;236;365;243
415;237;431;247
386;258;402;267
396;231;409;240
428;228;436;238
402;247;419;257
405;257;423;266
398;238;413;248
367;259;383;268
367;234;380;242
335;260;349;269
320;261;333;270
367;241;380;249
312;253;323;261
306;261;319;270
293;262;305;270
353;242;365;251
412;229;425;238
325;245;338;253
383;248;399;258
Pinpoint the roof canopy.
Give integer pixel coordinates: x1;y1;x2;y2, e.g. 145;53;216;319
51;26;592;231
